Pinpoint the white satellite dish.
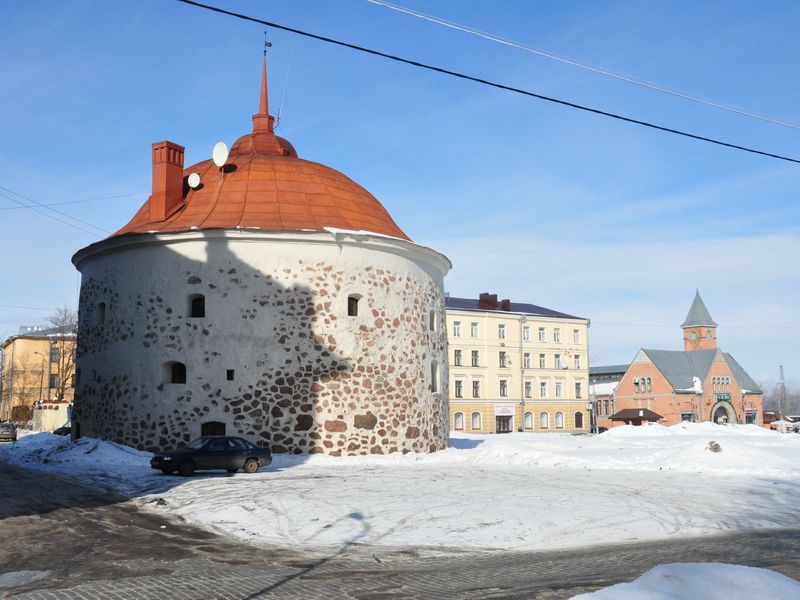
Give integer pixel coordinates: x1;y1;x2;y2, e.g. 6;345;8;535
187;173;201;189
212;142;229;168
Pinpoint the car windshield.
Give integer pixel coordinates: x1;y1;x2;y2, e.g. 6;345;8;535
0;424;14;431
186;438;208;449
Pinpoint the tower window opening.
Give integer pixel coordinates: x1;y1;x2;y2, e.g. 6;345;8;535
226;369;235;381
347;294;361;317
431;360;439;393
163;361;187;384
97;302;106;324
189;294;206;318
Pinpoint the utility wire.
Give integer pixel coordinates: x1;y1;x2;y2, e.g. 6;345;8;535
176;0;800;165
367;0;800;130
0;185;109;236
0;192;143;211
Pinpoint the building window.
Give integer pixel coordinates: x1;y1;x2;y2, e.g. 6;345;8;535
554;354;562;369
555;381;563;398
429;311;436;331
573;329;581;344
555;412;564;429
574;355;581;369
50;348;59;363
471;322;479;338
499;379;508;397
538;327;546;342
454;349;462;367
539;353;546;369
575;382;583;399
681;412;694;422
554;328;561;343
188;294;206;318
499;351;507;368
524;412;533;429
523;353;531;369
97;302;106;324
347;294;361;317
472;380;481;398
522;326;530;341
498;324;506;340
226;369;235;381
163;361;186;384
540;381;547;397
524;381;532;398
431;361;439;393
471;350;479;367
48;374;60;389
454;412;464;430
539;412;549;429
471;412;482;430
454;380;463;398
647;377;653;392
575;412;584;428
453;321;462;337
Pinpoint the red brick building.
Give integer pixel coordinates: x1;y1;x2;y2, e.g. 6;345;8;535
607;291;763;427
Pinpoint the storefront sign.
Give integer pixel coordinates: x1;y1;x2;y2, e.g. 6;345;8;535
494;404;516;416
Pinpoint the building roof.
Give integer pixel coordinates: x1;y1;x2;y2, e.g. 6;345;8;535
641;348;762;395
589;364;629;376
445;296;582;320
2;326;77;348
111;57;409;241
610;408;663;421
681;289;718;328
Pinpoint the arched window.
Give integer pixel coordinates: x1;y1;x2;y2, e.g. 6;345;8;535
430;361;439;393
347;294;361;317
188;294;205;318
454;412;464;430
97;302;106;324
163;361;186;384
539;412;549;429
555;412;564;429
575;412;584;428
647;377;652;392
524;411;533;429
201;421;226;436
471;411;481;430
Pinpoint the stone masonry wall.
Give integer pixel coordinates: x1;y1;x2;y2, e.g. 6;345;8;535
73;232;449;455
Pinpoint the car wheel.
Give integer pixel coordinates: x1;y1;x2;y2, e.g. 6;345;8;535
227;468;238;474
160;468;175;475
243;458;259;474
178;460;195;477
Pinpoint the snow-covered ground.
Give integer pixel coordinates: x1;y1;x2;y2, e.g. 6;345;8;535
574;563;800;599
2;422;800;554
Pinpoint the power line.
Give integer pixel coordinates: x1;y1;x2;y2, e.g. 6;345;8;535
175;0;800;165
592;321;800;330
0;185;110;236
0;192;144;211
367;0;800;130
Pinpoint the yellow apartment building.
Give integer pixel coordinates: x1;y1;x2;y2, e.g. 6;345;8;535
0;327;76;429
446;293;590;434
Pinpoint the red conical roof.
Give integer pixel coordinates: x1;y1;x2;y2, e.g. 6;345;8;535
112;56;409;241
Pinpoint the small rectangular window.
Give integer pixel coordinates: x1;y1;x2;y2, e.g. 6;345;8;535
472;380;481;398
498;324;506;339
522;326;530;341
454;380;463;398
453;321;462;337
555;354;562;369
226;369;235;381
48;374;60;389
499;351;507;368
499;379;508;397
538;327;546;342
348;296;359;317
471;350;479;367
574;355;582;369
524;381;532;398
470;322;479;338
523;353;531;369
454;349;462;367
554;328;561;343
575;382;583;398
50;348;59;363
555;381;563;397
540;381;547;397
573;329;581;344
539;353;546;368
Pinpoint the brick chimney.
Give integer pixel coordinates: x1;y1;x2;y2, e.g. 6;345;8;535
500;298;511;311
149;141;185;222
478;293;498;310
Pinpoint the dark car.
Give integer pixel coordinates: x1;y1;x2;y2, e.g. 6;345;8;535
150;436;272;476
52;425;71;436
0;422;17;443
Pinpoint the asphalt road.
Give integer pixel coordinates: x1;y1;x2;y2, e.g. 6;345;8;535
2;462;800;599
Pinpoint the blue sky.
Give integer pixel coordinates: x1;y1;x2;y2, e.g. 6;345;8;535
1;0;798;387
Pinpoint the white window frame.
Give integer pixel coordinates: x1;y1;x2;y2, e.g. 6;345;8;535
539;412;549;429
522;326;530;341
453;321;462;337
471;411;482;430
498;324;506;340
554;328;561;343
471;350;480;367
523;353;531;369
454;379;463;398
454;349;462;367
539;353;546;369
471;322;479;338
499;379;509;397
538;327;546;342
524;411;533;429
454;412;464;430
540;381;547;397
555;412;564;429
555;381;563;398
574;355;581;369
472;380;481;398
524;380;532;398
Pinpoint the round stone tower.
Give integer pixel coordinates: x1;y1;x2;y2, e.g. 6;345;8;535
71;57;451;455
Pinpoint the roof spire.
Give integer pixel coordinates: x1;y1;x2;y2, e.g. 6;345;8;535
681;289;718;328
253;34;274;133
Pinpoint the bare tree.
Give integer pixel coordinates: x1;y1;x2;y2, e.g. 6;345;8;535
46;306;77;402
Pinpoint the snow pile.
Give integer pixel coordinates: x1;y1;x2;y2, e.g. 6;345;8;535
573;563;800;599
2;424;800;553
